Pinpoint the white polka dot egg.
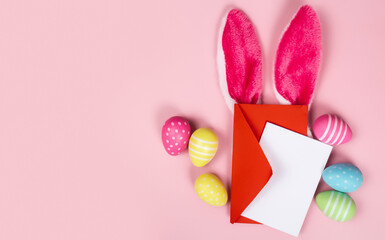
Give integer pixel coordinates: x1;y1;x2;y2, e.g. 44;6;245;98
195;173;228;206
162;116;191;156
322;163;363;193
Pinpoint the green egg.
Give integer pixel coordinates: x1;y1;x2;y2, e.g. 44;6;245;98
316;190;356;222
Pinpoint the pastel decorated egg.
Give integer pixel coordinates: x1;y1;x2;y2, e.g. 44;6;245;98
189;128;218;167
313;114;352;146
323;163;363;193
316;190;356;222
195;173;228;206
162;116;191;156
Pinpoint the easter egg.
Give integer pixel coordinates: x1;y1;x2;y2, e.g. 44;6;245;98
316;190;356;222
195;173;228;206
323;163;363;193
162;116;191;156
189;128;218;167
313;114;352;146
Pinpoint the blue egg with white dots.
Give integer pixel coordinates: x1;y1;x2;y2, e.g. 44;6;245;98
322;163;363;193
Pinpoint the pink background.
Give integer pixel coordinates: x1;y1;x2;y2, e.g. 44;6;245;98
0;0;384;239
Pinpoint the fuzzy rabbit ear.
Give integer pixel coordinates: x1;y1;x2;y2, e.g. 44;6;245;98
274;5;321;106
217;9;262;112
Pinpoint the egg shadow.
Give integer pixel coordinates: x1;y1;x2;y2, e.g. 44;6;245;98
188;164;206;187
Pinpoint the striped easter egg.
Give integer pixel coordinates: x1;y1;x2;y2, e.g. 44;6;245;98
189;128;218;167
316;191;356;222
313;114;352;146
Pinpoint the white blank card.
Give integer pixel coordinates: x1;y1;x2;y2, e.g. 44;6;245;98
241;122;332;237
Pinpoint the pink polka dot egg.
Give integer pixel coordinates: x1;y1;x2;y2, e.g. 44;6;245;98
313;114;352;146
162;116;191;156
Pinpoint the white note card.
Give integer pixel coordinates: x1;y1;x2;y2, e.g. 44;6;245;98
241;122;333;237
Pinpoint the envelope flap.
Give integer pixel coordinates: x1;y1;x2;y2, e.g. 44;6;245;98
230;104;272;223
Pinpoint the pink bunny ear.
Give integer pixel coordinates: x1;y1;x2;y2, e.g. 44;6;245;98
218;9;262;111
274;5;321;106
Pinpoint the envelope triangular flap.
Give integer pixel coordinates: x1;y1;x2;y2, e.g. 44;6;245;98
231;104;271;224
230;104;308;224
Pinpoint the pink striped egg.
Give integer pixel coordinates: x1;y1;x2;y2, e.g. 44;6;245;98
313;114;352;146
162;116;191;156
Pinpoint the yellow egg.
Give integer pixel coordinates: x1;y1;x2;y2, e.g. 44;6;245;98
188;128;218;167
194;173;228;206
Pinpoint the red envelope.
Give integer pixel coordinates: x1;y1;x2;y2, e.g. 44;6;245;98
230;104;308;224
